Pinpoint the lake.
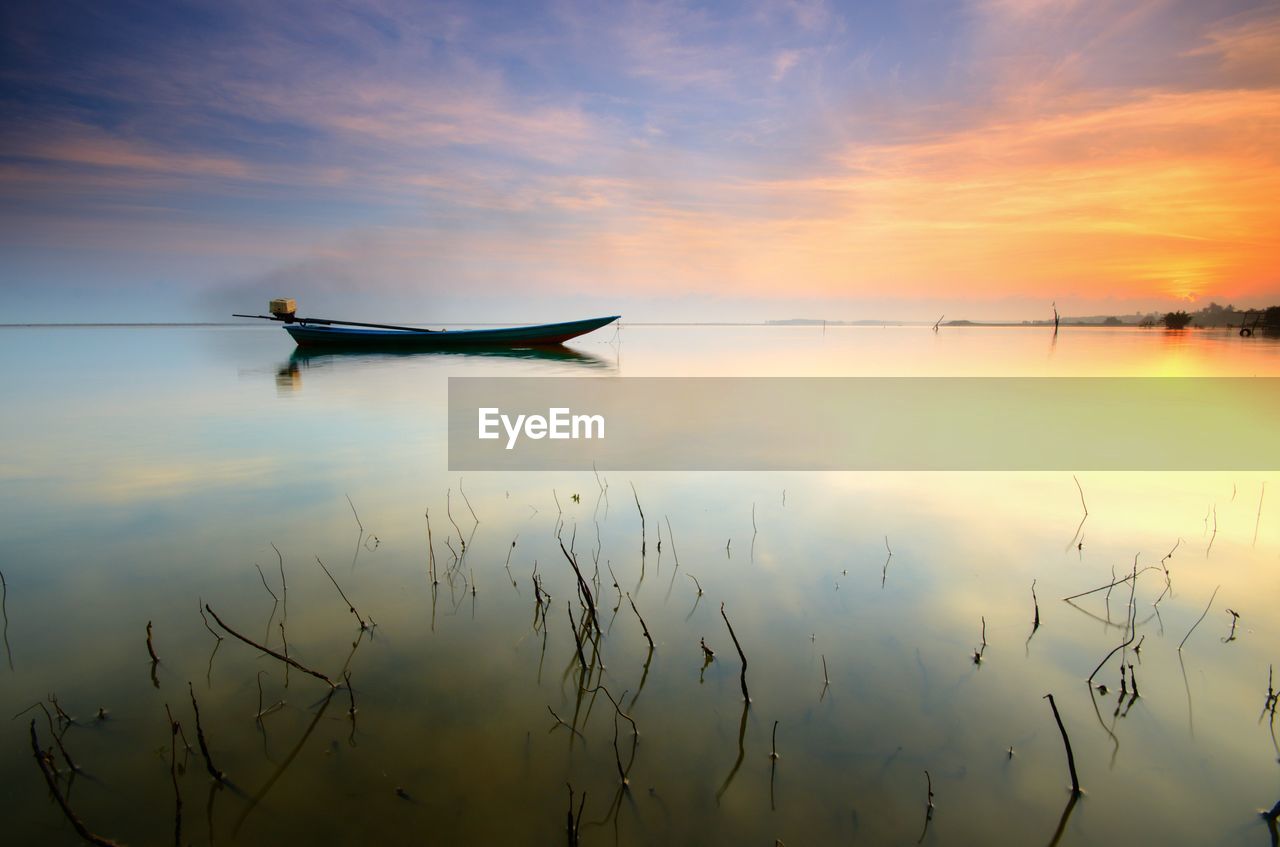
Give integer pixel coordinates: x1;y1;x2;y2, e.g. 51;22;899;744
2;323;1278;845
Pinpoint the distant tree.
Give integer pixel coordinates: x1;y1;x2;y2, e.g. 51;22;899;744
1264;306;1280;329
1102;316;1123;326
1163;311;1194;329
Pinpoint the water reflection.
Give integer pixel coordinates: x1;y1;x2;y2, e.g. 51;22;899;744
276;345;615;391
3;325;1279;846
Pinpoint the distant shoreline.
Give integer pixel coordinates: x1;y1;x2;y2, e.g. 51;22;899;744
0;320;1252;329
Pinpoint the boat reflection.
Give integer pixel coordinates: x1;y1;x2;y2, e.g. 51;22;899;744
275;344;616;392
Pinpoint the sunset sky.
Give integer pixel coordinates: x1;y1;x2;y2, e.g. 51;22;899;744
2;0;1277;322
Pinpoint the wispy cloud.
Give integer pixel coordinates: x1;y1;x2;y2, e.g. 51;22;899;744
1;0;1277;320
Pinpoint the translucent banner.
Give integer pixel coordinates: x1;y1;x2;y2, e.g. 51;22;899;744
448;377;1280;471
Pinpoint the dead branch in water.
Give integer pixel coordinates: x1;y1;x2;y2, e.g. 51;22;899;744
188;683;226;785
316;556;367;630
1223;609;1240;643
1073;475;1088;517
204;604;334;687
447;489;465;549
424;509;439;585
566;783;586;847
345;493;363;533
770;719;780;809
715;700;750;802
721;603;750;703
1044;693;1081;795
630;481;645;554
1206;504;1218;557
1066;475;1089;551
1087;565;1138;684
547;706;585;740
626;593;654;650
146;621;160;664
29;720;121;846
15;701;79;773
1255;483;1267;547
1179;585;1220;651
567;603;589;679
1;568;12;670
458;478;479;525
666;516;680;568
164;703;183;847
559;541;599;635
272;542;287;616
687;573;703;595
1062;566;1160;602
198;598;222;641
254;563;278;604
917;769;935;843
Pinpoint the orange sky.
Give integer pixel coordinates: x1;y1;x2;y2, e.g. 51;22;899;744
1;1;1277;320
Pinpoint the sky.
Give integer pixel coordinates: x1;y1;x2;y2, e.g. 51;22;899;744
1;0;1278;323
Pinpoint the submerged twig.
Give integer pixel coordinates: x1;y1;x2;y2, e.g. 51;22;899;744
559;541;599;635
721;603;750;703
198;598;222;641
1032;580;1041;629
1223;609;1240;643
164;703;183;847
630;482;645;554
1044;693;1081;796
188;683;226;785
146;621;161;663
1255;483;1267;547
1;568;12;670
1062;566;1159;601
665;516;679;568
254;563;278;603
1206;504;1218;557
29;720;121;846
204;604;334;687
1087;564;1138;684
1178;585;1221;651
272;542;287;616
316;556;367;630
626;593;654;650
917;769;935;844
458;478;479;526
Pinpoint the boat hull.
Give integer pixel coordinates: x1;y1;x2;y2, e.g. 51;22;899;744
284;316;619;350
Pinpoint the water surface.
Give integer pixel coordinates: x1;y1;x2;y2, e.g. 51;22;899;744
2;324;1278;845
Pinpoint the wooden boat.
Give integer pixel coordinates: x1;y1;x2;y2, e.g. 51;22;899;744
235;301;619;349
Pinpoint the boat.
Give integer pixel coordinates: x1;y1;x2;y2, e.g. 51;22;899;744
234;300;619;350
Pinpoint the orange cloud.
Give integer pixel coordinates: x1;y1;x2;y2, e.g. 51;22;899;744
541;88;1280;304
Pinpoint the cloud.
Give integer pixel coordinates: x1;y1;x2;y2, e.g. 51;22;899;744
771;49;805;81
3;0;1279;320
1184;10;1280;85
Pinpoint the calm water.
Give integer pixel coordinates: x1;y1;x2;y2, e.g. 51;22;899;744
2;324;1278;846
